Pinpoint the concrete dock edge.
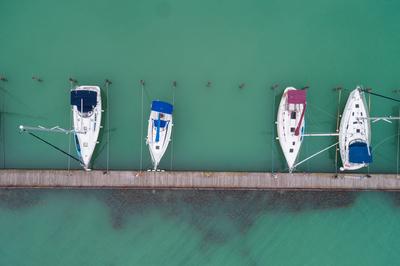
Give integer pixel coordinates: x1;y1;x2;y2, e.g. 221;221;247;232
1;170;400;190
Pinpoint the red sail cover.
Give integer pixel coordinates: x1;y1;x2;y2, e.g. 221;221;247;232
287;90;307;104
287;90;307;136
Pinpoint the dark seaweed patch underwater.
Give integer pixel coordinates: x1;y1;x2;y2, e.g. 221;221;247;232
98;190;358;245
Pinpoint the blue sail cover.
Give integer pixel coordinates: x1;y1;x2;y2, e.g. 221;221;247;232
70;90;97;113
349;142;372;164
151;101;173;114
153;119;167;128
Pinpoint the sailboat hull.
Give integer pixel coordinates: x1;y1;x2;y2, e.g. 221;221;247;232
146;101;173;170
71;86;102;170
276;87;306;172
339;87;371;171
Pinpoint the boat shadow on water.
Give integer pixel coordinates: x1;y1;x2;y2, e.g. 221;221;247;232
98;189;358;246
0;188;360;253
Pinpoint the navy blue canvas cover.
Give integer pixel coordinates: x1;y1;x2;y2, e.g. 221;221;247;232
71;90;97;113
349;142;372;163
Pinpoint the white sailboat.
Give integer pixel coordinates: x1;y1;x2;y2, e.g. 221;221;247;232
146;100;173;170
70;86;102;170
276;87;307;172
339;87;372;171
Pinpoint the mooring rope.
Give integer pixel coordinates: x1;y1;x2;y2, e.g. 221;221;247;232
334;88;342;174
397;108;400;178
367;92;371;176
368;92;371;116
271;85;277;174
307;103;337;120
140;80;144;172
68;80;74;172
170;81;176;171
106;80;111;173
1;88;5;169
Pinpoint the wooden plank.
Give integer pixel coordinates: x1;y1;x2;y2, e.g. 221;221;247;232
0;169;400;190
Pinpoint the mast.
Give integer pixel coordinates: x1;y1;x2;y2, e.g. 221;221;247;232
19;125;75;134
358;116;400;123
19;126;83;165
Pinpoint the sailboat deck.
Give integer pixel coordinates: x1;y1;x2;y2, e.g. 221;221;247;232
1;170;400;190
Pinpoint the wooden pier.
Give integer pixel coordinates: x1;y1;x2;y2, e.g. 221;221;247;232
1;170;400;190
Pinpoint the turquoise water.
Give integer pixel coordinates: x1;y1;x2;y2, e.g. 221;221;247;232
2;1;400;265
0;190;399;265
1;0;400;172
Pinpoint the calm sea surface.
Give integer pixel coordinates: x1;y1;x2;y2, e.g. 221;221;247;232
1;0;400;172
0;190;400;266
1;0;400;265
